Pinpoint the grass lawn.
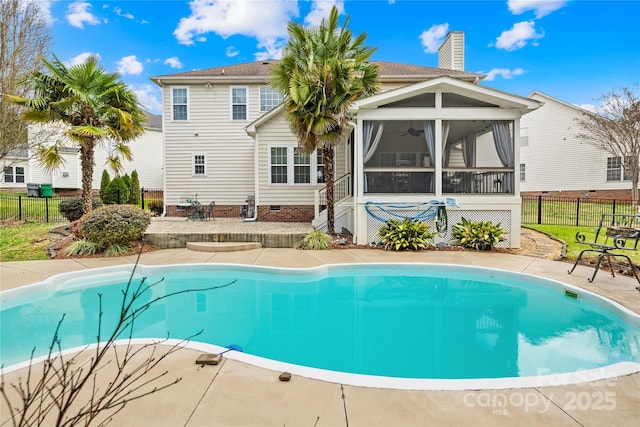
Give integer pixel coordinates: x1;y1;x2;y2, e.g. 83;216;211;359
525;223;640;264
0;222;67;261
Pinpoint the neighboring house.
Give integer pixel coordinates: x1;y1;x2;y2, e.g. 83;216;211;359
0;112;163;193
520;91;633;200
152;33;540;247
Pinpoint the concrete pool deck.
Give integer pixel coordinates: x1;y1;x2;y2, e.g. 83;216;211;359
1;248;639;426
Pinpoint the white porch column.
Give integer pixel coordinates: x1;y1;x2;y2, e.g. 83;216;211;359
354;118;365;244
434;91;443;197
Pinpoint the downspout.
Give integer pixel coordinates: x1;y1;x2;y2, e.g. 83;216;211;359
244;128;259;222
155;80;168;218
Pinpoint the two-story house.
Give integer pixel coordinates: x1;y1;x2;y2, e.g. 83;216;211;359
152;34;540;247
520;91;634;200
1;111;163;194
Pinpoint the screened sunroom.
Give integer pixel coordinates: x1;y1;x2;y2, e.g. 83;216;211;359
350;77;540;247
362;119;516;195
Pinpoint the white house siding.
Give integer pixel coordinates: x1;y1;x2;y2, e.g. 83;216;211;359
92;128;163;189
520;92;627;194
256;111;347;206
162;83;257;209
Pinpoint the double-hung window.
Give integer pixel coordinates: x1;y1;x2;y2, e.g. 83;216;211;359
259;86;283;112
172;88;188;120
193;154;207;176
606;156;630;181
520;163;526;181
3;165;25;183
231;87;247;120
270;146;326;185
270;147;288;183
294;148;311;183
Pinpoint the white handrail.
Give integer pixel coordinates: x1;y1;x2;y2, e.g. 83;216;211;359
314;173;352;217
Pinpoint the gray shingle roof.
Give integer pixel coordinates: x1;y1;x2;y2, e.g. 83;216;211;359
142;111;162;130
152;60;481;81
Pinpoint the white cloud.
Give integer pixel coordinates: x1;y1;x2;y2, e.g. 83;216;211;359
575;103;599;113
494;21;544;51
174;0;299;60
116;55;143;75
66;52;101;66
114;7;135;20
164;56;183;69
419;23;449;54
21;0;55;25
139;19;149;24
66;1;100;29
131;84;162;114
254;38;287;61
508;0;568;18
482;68;524;81
226;46;239;57
304;0;344;27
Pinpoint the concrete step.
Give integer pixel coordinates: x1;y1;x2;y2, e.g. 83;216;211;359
186;241;262;252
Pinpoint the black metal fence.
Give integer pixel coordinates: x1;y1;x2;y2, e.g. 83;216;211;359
0;188;163;224
522;195;637;227
2;191;634;227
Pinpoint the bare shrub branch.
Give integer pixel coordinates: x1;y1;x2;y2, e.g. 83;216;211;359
1;250;234;426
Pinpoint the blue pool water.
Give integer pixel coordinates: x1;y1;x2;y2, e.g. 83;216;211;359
1;264;639;380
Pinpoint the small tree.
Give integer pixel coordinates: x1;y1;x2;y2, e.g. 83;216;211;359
128;170;141;205
102;176;129;205
575;85;640;205
99;169;110;202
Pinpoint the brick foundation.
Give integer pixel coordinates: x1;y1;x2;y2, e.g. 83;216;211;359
522;189;637;200
166;204;243;218
257;205;315;222
165;204;314;221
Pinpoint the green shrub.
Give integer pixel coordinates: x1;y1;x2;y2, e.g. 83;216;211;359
79;205;151;252
58;198;103;222
128;170;141;205
451;217;506;251
65;239;100;256
301;230;332;250
379;217;434;251
122;173;131;190
99;170;111;201
148;200;164;216
102;176;130;204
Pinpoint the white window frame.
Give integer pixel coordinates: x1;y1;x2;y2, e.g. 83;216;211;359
171;87;189;121
230;86;248;121
3;165;25;183
268;145;326;185
259;86;283;112
606;156;630;181
192;153;207;177
520;163;526;182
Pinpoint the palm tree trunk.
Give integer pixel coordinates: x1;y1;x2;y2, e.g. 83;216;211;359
324;146;335;235
80;139;95;215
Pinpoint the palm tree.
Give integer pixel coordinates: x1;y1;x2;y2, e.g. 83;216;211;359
4;55;144;214
271;6;378;234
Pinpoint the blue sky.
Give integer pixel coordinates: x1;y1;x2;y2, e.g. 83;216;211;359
37;0;640;114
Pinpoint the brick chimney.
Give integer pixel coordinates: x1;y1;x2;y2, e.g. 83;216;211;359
438;31;464;71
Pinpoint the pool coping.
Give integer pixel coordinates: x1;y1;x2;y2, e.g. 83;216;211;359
3;262;639;391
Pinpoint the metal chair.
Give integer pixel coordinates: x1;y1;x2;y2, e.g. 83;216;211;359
205;201;215;221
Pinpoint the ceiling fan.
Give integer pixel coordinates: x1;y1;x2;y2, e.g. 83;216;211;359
401;122;424;137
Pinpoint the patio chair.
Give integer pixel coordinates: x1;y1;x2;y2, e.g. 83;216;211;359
205;201;215;221
189;200;205;220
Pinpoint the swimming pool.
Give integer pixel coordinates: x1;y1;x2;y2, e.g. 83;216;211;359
2;263;639;390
